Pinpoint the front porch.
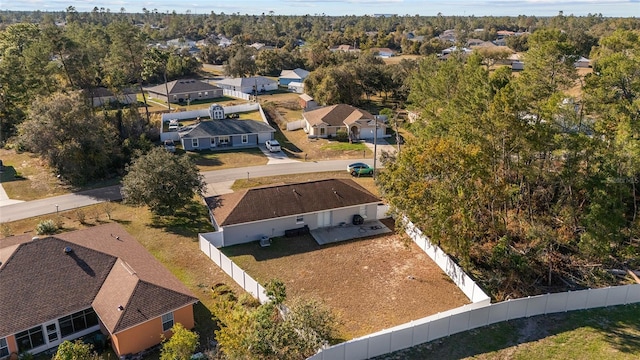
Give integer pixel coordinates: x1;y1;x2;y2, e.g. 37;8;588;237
310;220;391;245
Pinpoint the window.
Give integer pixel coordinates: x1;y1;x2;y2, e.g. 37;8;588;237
296;215;304;224
59;308;99;338
241;135;248;144
198;92;202;98
204;91;209;96
16;326;45;353
320;127;326;136
219;136;230;145
161;312;174;332
192;139;199;148
0;338;8;358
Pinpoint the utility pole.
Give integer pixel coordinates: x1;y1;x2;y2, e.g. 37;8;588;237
373;116;378;180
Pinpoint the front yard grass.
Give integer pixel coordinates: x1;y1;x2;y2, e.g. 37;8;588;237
321;141;368;151
222;217;470;339
186;148;268;171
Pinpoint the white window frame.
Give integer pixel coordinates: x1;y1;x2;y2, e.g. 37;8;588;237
219;136;230;145
0;337;9;359
161;312;174;332
241;134;248;144
192;138;199;148
296;215;304;224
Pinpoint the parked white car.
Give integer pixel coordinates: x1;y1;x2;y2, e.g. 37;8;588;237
164;139;176;153
265;140;281;152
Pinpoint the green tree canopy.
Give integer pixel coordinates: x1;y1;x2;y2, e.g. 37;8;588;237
17;91;119;185
121;147;206;216
211;280;338;360
160;323;199;360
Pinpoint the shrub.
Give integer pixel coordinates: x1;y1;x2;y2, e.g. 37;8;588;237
36;220;57;235
335;130;349;142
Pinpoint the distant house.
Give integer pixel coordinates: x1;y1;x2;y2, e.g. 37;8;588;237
178;119;275;151
145;79;223;104
330;44;360;53
204;179;382;246
278;68;310;86
368;47;396;58
288;81;305;93
215;76;278;94
574;56;592;68
298;94;317;109
303;104;386;140
512;61;525;71
167;38;196;48
0;223;198;358
85;87;136;107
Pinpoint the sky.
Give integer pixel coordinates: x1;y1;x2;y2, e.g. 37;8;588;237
2;0;639;17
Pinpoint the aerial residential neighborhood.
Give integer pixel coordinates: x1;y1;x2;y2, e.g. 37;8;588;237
1;5;640;360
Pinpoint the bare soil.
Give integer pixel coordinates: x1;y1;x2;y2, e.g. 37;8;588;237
224;218;470;339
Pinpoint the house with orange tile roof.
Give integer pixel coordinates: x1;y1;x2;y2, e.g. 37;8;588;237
0;223;198;358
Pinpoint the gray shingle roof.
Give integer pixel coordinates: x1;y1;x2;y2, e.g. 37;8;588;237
145;79;221;95
180;119;275;139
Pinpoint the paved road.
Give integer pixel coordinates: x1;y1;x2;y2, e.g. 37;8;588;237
0;158;372;223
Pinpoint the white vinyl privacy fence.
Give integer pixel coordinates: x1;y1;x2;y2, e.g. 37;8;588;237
307;284;640;360
199;233;270;303
223;89;252;100
286;119;305;131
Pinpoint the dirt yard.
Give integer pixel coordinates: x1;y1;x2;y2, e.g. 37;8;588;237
223;218;470;339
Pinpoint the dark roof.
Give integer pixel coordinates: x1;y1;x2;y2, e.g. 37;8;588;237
145;79;221;95
180;119;275;139
0;223;197;337
205;179;381;226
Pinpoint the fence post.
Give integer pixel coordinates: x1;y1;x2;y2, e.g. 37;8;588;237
624;285;631;304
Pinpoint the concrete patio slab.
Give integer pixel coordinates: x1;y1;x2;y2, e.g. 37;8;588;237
310;220;391;245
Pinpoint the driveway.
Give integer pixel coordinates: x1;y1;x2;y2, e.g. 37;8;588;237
257;145;300;165
363;138;398;162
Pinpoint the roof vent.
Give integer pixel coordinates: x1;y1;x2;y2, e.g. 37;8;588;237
118;305;124;311
64;246;73;254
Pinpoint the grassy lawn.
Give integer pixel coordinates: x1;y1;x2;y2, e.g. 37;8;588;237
231;170;379;196
375;303;640;360
222;217;469;339
0;149;120;201
185;148;268;172
321;141;368;151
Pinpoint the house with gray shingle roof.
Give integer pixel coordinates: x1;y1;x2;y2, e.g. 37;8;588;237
0;223;197;358
204;179;382;246
145;79;223;104
178;119;276;151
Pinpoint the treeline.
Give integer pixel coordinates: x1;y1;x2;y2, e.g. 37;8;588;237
0;19;200;184
378;29;640;300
